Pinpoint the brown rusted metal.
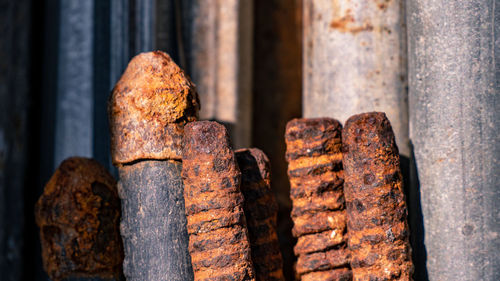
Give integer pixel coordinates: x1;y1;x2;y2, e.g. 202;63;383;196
182;121;255;281
342;112;413;281
108;51;200;165
235;148;285;281
109;51;196;280
285;118;351;280
34;157;123;281
301;267;352;281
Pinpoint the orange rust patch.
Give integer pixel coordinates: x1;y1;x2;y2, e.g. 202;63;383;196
108;51;200;164
35;157;123;281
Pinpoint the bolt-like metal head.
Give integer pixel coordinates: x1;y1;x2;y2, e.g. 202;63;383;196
108;51;200;164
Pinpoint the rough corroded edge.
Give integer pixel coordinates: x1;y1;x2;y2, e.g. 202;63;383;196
109;51;200;164
35;157;123;281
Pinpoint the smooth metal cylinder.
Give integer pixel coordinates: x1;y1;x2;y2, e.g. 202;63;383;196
407;1;500;280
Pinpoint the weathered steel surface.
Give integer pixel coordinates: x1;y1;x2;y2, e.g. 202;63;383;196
343;112;413;281
108;51;199;164
35;157;123;281
0;0;31;280
183;0;253;148
303;0;409;158
407;1;500;280
117;161;193;281
182;121;255;281
236;148;285;281
54;0;94;167
109;51;197;281
285;118;351;280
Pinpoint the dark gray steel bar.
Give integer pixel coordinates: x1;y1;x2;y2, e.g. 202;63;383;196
407;1;500;280
117;161;192;281
54;0;94;167
0;1;31;280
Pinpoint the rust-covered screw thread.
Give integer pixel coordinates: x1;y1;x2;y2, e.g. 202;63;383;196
285;118;352;280
182;121;256;281
235;148;285;281
35;157;123;281
109;51;197;280
342;112;413;281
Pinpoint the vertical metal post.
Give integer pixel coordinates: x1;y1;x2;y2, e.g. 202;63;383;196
0;1;31;280
408;1;500;280
302;0;409;158
54;0;94;167
184;0;253;148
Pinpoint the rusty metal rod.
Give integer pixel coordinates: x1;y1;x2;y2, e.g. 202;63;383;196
181;121;256;281
35;157;123;281
285;118;351;280
342;112;413;281
108;51;198;281
235;148;285;281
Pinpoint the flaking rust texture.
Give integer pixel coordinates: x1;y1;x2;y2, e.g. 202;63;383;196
342;112;413;281
108;51;200;164
236;148;285;281
109;51;197;280
285;118;351;280
35;157;123;281
182;121;256;281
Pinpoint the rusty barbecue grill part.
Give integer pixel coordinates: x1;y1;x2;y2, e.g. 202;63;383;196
108;51;199;281
235;148;285;281
285;118;352;280
34;157;123;281
182;121;256;281
342;112;413;281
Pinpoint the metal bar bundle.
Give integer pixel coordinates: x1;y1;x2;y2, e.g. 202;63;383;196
285;118;351;281
108;51;198;280
181;121;255;281
35;157;123;281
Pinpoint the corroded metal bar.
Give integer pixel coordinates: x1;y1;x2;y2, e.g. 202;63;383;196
108;51;198;280
407;1;500;280
182;121;255;281
235;148;285;281
342;112;413;281
302;0;409;158
285;118;351;280
34;157;123;281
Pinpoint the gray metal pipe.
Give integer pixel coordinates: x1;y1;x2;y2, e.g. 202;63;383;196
303;0;409;157
407;1;500;280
